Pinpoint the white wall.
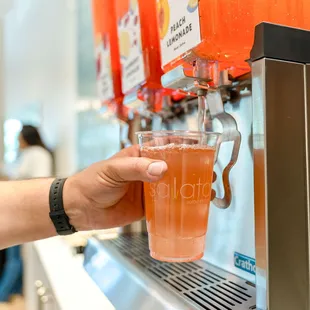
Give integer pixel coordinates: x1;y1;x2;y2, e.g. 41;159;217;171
3;0;77;176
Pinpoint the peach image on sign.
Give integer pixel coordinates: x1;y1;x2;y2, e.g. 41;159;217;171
187;0;198;12
157;0;170;39
119;31;131;59
130;0;138;12
95;34;102;47
95;35;102;78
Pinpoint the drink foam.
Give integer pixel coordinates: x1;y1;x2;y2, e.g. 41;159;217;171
141;143;215;151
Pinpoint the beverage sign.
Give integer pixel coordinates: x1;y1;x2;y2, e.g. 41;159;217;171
117;0;145;93
95;34;114;101
158;0;201;66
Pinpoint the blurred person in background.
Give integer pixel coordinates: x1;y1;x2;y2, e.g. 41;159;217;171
16;125;53;179
0;125;53;303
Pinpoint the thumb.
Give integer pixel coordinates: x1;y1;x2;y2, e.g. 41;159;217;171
104;157;168;183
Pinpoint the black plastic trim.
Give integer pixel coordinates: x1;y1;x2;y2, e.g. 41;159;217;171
250;22;310;63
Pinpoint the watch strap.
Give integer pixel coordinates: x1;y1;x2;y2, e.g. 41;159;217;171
49;178;77;235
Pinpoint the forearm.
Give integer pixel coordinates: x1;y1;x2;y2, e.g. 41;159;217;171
0;145;166;249
0;179;56;249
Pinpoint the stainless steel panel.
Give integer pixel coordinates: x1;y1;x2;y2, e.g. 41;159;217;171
252;58;310;310
205;91;256;283
84;234;256;310
251;59;267;310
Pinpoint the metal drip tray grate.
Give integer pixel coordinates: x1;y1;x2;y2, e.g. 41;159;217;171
103;234;256;310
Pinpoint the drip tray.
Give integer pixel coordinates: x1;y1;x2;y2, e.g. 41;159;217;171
84;233;256;310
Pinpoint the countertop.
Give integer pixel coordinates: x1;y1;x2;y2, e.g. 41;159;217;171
34;236;115;310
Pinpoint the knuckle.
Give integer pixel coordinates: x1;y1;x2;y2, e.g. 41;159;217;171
100;159;124;185
131;158;144;173
132;158;152;182
103;160;114;176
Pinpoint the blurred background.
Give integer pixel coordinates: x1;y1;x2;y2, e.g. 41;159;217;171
1;0;120;178
1;0;304;309
0;1;121;309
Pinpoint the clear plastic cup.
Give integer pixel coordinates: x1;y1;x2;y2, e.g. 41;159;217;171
136;130;220;262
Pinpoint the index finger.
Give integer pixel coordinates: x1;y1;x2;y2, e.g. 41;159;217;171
112;144;140;158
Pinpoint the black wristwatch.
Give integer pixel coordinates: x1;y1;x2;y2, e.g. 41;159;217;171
49;178;77;235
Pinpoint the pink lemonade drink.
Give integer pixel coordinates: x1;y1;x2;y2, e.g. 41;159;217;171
137;131;219;262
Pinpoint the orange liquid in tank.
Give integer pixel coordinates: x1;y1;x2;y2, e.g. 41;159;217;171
141;144;216;262
92;0;123;112
159;0;310;78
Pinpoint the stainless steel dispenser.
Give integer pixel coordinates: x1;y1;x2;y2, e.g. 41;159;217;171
251;23;310;310
83;23;310;310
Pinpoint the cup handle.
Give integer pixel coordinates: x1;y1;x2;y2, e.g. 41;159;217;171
203;89;241;209
212;127;241;209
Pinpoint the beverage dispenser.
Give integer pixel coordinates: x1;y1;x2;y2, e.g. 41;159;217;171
114;0;187;140
84;1;310;309
114;0;174;127
92;0;123;116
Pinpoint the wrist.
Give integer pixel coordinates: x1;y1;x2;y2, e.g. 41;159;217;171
62;176;90;231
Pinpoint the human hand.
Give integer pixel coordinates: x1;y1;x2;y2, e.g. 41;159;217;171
63;145;168;231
